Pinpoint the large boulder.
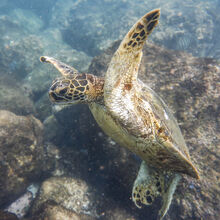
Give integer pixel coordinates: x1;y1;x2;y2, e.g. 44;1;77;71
30;177;97;218
0;211;18;220
0;110;55;208
30;201;95;220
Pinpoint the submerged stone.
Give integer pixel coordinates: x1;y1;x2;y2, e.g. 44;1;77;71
0;110;54;208
30;177;97;218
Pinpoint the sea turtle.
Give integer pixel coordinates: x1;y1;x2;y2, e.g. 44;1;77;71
40;9;199;219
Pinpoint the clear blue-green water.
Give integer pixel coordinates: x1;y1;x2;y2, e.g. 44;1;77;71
0;0;219;219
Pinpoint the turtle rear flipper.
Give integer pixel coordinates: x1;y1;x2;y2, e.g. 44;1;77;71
132;161;164;208
132;162;181;219
158;174;181;219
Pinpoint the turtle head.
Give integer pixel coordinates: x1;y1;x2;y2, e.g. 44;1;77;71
49;73;103;104
40;56;104;105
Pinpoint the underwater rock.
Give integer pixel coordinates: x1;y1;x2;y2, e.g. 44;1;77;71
4;183;39;218
0;110;55;208
0;12;91;91
0;13;43;79
88;41;220;219
50;0;220;58
30;176;97;218
0;9;91;118
0;211;18;220
0;33;43;80
153;1;219;59
29;201;95;220
30;172;138;219
0;75;35;116
50;0;155;56
5;191;33;218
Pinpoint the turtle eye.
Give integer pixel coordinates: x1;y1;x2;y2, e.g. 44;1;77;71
59;88;67;95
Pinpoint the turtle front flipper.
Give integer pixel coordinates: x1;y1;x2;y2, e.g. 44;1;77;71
104;9;160;107
119;9;160;54
40;56;78;77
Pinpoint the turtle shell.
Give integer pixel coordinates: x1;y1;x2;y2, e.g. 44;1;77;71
137;82;199;179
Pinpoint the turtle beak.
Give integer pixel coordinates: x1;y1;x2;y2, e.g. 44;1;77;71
48;90;82;105
49;90;66;103
48;79;71;104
